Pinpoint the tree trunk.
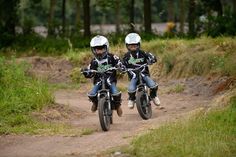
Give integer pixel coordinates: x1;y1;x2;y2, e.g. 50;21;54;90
1;0;20;36
179;0;185;33
83;0;91;37
188;0;196;37
130;0;135;32
48;0;56;36
167;0;174;22
215;0;223;16
62;0;66;36
234;0;236;15
75;0;81;34
115;0;121;34
144;0;152;33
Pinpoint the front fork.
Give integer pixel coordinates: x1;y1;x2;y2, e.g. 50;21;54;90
98;91;112;116
138;85;150;105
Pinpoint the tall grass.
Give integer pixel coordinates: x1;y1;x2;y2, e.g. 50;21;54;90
125;96;236;157
0;57;54;134
142;37;236;78
62;37;236;81
66;36;236;78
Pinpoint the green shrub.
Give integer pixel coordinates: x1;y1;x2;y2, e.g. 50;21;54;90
206;11;236;37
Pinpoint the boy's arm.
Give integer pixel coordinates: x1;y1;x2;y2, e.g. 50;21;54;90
112;54;126;71
144;51;157;64
122;54;132;68
81;60;96;78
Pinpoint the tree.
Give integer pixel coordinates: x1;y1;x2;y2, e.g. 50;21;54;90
234;0;236;15
83;0;91;37
188;0;196;37
201;0;223;16
130;0;135;32
115;0;121;34
62;0;66;35
144;0;152;33
0;0;20;36
167;0;174;22
179;0;185;33
75;0;81;34
48;0;56;36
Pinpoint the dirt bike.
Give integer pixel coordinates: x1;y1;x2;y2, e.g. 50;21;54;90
126;64;152;120
82;67;119;131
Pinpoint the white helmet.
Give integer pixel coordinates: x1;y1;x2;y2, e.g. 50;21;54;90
90;35;109;60
125;33;141;45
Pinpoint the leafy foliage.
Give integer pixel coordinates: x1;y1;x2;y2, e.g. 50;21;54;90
206;11;236;37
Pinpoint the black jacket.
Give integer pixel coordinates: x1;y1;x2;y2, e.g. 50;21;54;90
122;50;157;80
84;53;121;85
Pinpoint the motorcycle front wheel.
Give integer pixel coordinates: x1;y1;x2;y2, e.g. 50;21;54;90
136;90;152;120
98;96;111;131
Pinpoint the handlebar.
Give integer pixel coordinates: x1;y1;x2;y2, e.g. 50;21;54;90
81;67;119;74
125;64;148;72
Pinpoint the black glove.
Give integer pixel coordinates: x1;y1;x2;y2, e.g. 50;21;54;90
81;68;92;77
116;62;126;72
147;52;157;64
152;56;157;63
120;65;126;72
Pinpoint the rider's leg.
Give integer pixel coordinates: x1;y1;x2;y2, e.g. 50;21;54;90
87;83;101;112
143;76;161;106
110;83;122;117
127;78;138;109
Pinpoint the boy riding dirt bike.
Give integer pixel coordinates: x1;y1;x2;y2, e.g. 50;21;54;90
81;35;123;117
122;33;161;109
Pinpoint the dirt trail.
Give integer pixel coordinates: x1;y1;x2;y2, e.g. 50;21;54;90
0;81;211;157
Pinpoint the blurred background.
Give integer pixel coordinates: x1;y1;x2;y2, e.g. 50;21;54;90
0;0;236;51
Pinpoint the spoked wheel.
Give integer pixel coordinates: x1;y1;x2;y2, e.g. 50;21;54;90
136;91;152;120
98;97;111;131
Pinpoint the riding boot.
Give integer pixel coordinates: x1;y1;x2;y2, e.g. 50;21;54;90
128;92;136;101
88;95;98;112
150;86;158;99
150;86;161;106
112;92;122;117
128;92;136;109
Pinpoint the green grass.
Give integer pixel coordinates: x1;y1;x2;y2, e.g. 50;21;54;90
64;48;93;66
167;84;185;93
123;96;236;157
0;57;52;134
80;128;96;136
0;57;84;135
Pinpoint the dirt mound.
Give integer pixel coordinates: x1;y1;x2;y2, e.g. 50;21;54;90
160;76;236;97
186;76;235;96
20;56;74;83
32;103;81;122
